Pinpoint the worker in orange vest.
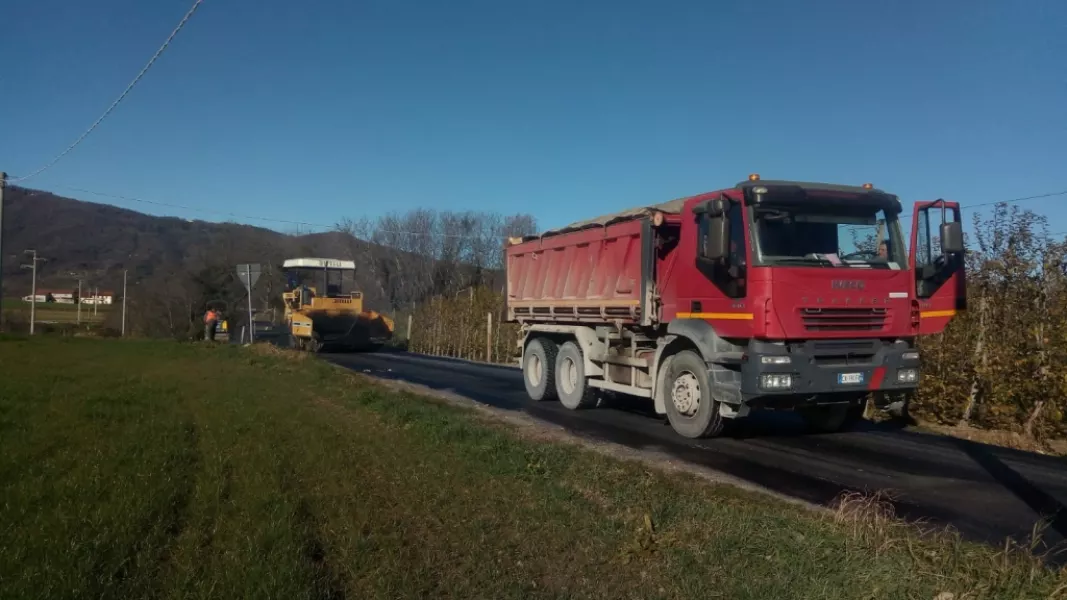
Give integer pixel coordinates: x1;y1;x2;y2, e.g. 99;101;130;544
204;308;220;341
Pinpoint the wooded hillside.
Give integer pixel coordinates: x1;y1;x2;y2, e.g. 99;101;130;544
1;186;535;338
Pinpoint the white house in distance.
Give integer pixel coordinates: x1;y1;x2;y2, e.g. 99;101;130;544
21;289;114;305
81;291;115;306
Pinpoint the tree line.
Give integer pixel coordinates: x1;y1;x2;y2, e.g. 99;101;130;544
0;207;539;340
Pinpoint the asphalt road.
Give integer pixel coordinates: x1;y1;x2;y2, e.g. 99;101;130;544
327;350;1067;553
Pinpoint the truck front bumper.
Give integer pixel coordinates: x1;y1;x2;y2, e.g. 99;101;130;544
739;338;919;401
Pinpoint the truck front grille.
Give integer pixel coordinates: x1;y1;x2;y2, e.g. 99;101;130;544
800;307;887;332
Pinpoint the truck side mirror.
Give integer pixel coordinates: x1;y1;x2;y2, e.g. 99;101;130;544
703;215;729;261
694;198;728;217
940;221;963;255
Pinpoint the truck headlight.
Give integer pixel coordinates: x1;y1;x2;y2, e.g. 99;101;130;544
761;356;791;365
902;351;920;361
760;374;793;390
896;368;918;383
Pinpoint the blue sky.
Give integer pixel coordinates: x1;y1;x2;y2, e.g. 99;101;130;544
2;0;1065;235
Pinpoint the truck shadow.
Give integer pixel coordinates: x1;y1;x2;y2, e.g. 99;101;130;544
597;391;1067;554
952;436;1067;547
596;393;908;437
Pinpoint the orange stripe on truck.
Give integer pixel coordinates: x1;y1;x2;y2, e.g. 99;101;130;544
920;310;956;319
676;312;754;320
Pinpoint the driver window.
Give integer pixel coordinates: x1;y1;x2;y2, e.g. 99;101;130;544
697;200;745;299
727;200;746;269
915;205;957;298
916;210;932;267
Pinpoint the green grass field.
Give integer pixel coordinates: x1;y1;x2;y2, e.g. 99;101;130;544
0;337;1062;599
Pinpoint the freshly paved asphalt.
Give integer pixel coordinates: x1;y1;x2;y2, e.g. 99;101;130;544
326;350;1067;553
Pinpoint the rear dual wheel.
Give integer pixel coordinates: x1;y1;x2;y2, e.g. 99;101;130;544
555;342;597;410
522;338;596;409
523;338;558;401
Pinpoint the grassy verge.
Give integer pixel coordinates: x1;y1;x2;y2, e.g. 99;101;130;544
1;338;1063;599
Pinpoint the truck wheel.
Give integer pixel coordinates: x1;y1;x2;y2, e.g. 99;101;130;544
664;350;724;439
290;334;307;351
523;338;558;401
555;341;597;410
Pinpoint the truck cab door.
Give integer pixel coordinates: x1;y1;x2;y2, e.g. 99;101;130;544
908;200;966;335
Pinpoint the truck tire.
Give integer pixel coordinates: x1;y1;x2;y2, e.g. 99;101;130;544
523;337;558;401
664;350;724;439
555;341;597;410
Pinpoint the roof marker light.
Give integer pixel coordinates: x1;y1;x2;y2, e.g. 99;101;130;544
862;183;873;189
748;173;761;181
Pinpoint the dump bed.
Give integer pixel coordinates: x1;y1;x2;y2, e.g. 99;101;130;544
505;198;687;325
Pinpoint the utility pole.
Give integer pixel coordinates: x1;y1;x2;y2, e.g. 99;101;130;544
93;286;98;317
121;269;128;337
21;250;43;335
245;263;255;343
0;172;6;325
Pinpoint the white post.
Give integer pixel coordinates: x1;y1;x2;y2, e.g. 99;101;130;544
121;270;128;337
486;312;492;362
76;279;82;325
29;253;36;335
21;250;39;335
406;313;413;342
0;174;5;327
245;264;255;344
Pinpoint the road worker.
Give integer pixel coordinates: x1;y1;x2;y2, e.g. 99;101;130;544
204;308;220;341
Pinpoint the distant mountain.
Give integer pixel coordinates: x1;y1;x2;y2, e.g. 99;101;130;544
1;187;531;336
0;186;394;306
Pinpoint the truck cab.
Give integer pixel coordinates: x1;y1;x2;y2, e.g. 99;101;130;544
507;175;966;439
666;177;964;431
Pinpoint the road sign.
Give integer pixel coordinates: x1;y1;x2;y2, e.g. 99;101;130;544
236;263;262;291
236;263;262;344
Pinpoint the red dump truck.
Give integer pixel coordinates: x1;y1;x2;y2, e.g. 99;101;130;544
505;175;966;439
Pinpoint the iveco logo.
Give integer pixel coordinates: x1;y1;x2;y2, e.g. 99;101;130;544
831;280;865;290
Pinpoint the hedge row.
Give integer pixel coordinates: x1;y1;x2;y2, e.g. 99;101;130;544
407;287;521;364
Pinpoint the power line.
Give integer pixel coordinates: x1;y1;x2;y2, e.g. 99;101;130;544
9;0;206;184
966;189;1067;210
900;189;1067;220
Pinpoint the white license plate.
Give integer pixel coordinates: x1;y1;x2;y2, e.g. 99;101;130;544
838;372;864;385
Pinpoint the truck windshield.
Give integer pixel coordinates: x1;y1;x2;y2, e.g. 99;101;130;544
752;204;906;268
285;268;358;297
